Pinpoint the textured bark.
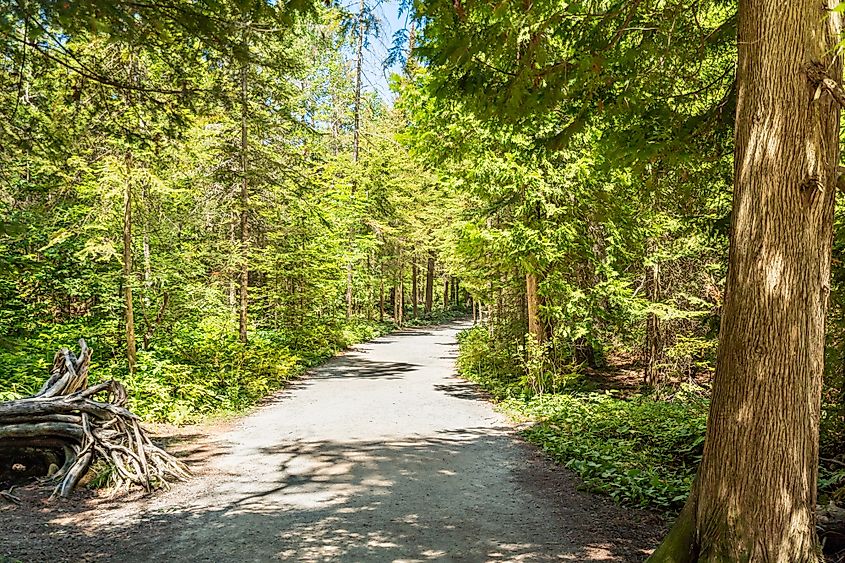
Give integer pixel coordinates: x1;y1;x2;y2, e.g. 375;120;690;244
379;263;385;322
345;0;366;320
412;260;419;318
526;272;543;343
122;160;136;374
0;341;188;498
649;1;841;560
643;259;663;386
353;0;364;165
453;278;460;307
425;252;435;314
238;58;249;344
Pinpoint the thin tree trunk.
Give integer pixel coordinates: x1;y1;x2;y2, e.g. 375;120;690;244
643;259;663;386
443;276;450;310
379;263;385;322
238;57;249;344
526;272;543;343
396;255;404;326
412;260;419;318
425;252;435;314
140;179;153;351
123;160;136;374
649;1;841;560
367;253;373;321
345;0;366;320
353;0;364;164
229;216;237;309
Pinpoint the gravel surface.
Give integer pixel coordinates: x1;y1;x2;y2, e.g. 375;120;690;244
0;321;662;562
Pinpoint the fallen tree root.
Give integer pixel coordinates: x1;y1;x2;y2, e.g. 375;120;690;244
0;340;189;498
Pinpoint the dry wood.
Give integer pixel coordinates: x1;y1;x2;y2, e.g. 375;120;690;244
0;339;189;498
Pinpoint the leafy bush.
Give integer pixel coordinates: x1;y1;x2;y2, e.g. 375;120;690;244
512;392;707;510
0;316;392;424
403;305;471;327
457;325;708;512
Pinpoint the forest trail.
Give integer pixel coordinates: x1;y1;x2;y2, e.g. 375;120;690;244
1;321;660;562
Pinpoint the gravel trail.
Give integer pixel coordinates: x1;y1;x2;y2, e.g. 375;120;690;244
1;321;661;562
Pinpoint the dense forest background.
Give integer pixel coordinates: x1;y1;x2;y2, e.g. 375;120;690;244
0;0;466;424
3;0;845;527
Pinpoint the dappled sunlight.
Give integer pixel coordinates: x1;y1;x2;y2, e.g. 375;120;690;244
26;427;657;561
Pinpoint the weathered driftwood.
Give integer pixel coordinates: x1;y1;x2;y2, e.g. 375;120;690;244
0;340;188;498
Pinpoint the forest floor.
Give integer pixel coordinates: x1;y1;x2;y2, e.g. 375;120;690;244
0;321;663;562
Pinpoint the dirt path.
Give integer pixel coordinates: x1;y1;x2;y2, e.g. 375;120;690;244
1;321;662;562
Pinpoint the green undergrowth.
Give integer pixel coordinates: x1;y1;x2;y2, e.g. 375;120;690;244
457;325;708;512
0;317;392;424
403;305;470;327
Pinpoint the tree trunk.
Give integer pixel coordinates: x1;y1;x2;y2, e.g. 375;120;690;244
643;259;663;386
443;276;450;310
122;160;136;375
379;263;385;322
238;57;249;345
412;260;419;318
526;272;543;343
425;252;435;314
344;0;366;320
353;0;364;164
396;261;404;326
649;1;841;560
228;216;237;310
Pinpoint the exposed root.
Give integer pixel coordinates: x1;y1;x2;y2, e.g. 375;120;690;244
0;340;189;498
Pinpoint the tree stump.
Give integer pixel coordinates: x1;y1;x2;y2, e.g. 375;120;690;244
0;339;189;498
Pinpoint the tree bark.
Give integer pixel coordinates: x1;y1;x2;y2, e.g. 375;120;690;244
396;259;404;326
526;272;543;343
425;252;435;314
643;259;663;386
0;341;188;498
412;259;419;318
353;0;365;165
238;56;249;344
345;0;366;320
649;1;841;560
122;158;136;375
379;263;385;322
443;276;450;310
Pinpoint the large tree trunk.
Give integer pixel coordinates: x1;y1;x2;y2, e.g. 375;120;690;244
425;252;435;314
649;1;841;560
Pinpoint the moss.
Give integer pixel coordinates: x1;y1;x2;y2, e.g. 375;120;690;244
647;497;697;562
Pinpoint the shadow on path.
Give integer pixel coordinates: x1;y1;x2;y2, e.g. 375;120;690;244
27;428;658;562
